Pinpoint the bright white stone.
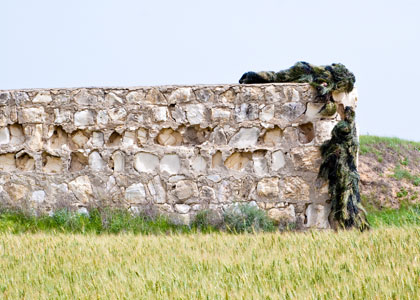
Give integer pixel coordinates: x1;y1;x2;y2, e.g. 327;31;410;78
89;151;107;171
33;92;52;104
152;107;168;122
0;127;10;145
160;154;181;175
260;104;275;122
305;203;331;229
271;151;285;171
147;175;166;204
74;89;97;105
305;103;324;119
186;104;205;125
54;109;72;124
253;152;268;176
77;207;89;216
191;155;207;173
9;125;25;145
175;204;190;214
74;110;95;126
134;153;159;173
122;131;136;147
207;174;221;182
332;88;358;109
112;151;125;172
97;110;109;125
91;132;104;147
31;190;46;203
228;127;260;148
211;108;231;120
316;120;336;143
125;183;147;204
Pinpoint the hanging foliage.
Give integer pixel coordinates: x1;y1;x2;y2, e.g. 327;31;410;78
318;106;369;231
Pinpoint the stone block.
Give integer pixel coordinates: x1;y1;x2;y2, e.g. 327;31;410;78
134;153;159;173
228;127;260;148
160;154;181;175
19;107;46;123
257;178;279;198
69;175;93;204
186;104;205;125
74;110;95;126
125;183;147;204
305;203;331;229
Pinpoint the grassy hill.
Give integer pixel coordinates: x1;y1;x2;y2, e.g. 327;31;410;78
359;135;420;210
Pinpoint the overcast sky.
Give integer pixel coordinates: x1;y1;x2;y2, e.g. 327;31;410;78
1;0;419;141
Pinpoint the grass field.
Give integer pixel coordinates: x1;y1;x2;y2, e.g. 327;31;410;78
0;227;419;299
0;135;418;299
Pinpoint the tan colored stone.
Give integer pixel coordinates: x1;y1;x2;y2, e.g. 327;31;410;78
290;146;321;172
69;175;93;204
283;176;310;201
268;206;296;224
25;124;43;151
19;107;46;123
0;154;16;171
7;183;27;201
263;128;282;146
157;128;182;146
224;152;251;171
175;180;198;200
257;178;279;197
43;154;62;173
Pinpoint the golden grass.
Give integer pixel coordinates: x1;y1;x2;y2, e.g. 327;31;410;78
0;227;419;299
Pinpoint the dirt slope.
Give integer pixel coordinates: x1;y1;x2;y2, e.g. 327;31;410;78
358;136;420;209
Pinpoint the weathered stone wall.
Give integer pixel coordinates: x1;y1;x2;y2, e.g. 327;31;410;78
0;84;357;228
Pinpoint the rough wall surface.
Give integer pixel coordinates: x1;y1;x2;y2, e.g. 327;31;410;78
0;84;357;228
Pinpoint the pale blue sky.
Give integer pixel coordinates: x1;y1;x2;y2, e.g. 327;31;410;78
1;0;419;141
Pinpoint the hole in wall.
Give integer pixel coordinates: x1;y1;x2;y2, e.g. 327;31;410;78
49;126;68;150
9;124;25;145
156;128;182;146
42;152;63;173
224;152;252;171
211;151;223;168
71;130;90;149
16;152;35;171
183;126;212;145
298;123;314;144
263;126;283;146
107;131;122;147
70;152;88;172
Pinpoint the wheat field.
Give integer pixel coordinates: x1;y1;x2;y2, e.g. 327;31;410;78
0;227;419;299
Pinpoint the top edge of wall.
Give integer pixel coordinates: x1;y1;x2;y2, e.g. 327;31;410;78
0;83;312;93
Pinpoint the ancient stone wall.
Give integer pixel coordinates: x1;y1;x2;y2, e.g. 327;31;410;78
0;84;357;228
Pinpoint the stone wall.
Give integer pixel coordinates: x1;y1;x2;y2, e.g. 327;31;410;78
0;84;357;228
